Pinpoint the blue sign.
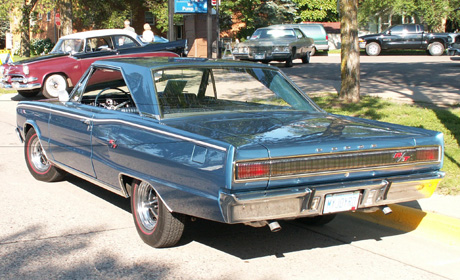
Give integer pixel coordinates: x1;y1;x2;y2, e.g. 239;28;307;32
175;0;207;14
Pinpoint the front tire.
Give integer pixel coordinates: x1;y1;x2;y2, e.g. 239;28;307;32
365;42;381;56
43;74;68;99
24;129;66;182
428;42;444;56
131;180;185;248
285;56;293;67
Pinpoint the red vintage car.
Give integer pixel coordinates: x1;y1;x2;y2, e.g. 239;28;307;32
0;29;187;98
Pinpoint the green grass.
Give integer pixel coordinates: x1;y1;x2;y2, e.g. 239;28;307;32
312;93;460;195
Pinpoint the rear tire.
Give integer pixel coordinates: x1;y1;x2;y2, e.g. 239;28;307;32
428;42;444;56
310;47;317;56
24;129;66;182
131;180;185;248
301;52;311;64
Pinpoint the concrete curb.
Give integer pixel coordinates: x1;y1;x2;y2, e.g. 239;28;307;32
349;204;460;246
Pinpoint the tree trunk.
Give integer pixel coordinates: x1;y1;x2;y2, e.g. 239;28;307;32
60;0;73;36
339;0;360;103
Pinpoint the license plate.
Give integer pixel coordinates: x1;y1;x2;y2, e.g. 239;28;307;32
323;191;360;214
254;53;265;59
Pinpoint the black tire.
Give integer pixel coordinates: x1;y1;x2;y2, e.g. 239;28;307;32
310;47;316;56
285;56;293;67
43;74;68;99
365;42;381;56
428;42;444;56
24;129;66;182
131;180;185;248
301;51;311;64
297;214;337;226
18;90;40;98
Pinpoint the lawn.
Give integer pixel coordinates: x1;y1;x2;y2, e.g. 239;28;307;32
312;93;460;195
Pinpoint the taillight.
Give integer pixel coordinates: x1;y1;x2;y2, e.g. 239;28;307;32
416;147;439;161
326;35;328;41
235;162;270;180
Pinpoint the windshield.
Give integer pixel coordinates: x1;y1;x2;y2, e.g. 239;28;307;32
153;66;320;119
50;39;84;54
250;29;296;40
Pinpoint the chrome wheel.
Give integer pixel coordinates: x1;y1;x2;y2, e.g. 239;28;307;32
428;42;444;56
29;135;50;173
366;42;381;56
135;181;159;231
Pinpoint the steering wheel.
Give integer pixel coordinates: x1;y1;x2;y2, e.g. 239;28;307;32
94;87;130;107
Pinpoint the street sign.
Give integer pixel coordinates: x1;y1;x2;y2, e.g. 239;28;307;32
55;13;61;26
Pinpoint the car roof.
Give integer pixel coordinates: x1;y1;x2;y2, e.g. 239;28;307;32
92;57;280;71
58;29;138;40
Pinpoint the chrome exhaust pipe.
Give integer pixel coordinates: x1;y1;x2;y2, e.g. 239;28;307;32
268;221;281;232
380;205;393;215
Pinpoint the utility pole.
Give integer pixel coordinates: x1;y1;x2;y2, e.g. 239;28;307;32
168;0;174;41
207;0;212;58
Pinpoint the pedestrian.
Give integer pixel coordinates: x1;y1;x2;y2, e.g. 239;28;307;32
142;23;154;43
124;19;135;33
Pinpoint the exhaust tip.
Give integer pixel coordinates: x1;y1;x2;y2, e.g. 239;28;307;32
268;221;281;232
381;205;393;215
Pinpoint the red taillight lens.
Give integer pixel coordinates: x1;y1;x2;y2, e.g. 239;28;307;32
236;162;270;180
326;35;328;41
416;147;439;161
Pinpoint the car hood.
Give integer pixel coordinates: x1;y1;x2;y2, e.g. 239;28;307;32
165;111;439;157
11;53;68;65
237;38;295;47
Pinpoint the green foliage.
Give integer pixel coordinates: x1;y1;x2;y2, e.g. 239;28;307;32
293;0;338;22
313;93;460;195
30;38;54;55
144;0;183;33
220;0;299;40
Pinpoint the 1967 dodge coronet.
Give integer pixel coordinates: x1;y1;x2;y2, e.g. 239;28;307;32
16;57;444;248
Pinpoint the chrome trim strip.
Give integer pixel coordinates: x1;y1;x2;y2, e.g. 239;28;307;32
17;104;228;152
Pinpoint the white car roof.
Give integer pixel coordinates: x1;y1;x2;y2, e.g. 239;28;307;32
58;29;139;40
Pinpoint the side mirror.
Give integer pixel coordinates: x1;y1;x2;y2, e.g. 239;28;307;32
386;30;391;35
57;90;69;102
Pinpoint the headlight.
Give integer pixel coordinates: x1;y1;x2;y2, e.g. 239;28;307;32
273;46;289;52
23;65;29;75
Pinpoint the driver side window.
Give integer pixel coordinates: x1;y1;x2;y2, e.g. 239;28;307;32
75;67;137;113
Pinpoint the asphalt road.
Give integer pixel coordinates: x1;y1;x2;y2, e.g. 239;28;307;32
1;56;460;279
284;54;460;107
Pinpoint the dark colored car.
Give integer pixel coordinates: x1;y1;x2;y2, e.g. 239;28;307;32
16;57;444;248
233;26;314;67
0;29;187;99
359;24;452;56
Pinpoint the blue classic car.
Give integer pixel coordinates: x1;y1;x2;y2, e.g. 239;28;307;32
16;57;444;248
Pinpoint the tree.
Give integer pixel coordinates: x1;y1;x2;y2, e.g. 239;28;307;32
339;0;360;102
219;0;298;40
293;0;338;22
144;0;183;33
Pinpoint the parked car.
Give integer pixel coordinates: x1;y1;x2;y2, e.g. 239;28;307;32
233;26;314;67
0;29;187;99
359;24;452;56
16;57;444;248
274;23;329;55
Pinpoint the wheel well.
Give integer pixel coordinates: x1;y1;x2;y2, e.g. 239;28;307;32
428;39;445;47
120;174;136;197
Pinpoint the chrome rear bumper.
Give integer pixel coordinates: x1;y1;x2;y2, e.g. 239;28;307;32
220;171;444;224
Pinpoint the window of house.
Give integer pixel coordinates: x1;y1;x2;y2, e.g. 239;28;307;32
145;12;155;25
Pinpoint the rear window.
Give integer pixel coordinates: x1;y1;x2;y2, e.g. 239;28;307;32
301;26;324;36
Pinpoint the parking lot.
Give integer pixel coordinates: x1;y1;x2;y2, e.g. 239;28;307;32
1;55;459;279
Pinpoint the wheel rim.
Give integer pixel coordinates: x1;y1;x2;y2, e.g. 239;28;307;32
45;75;67;98
136;182;159;231
30;136;50;173
368;44;379;55
431;44;443;55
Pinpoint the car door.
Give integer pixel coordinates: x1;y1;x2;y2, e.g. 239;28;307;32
292;28;309;58
384;25;410;49
47;102;100;177
404;25;424;49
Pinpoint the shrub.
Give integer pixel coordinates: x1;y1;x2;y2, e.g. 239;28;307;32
30;38;54;55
